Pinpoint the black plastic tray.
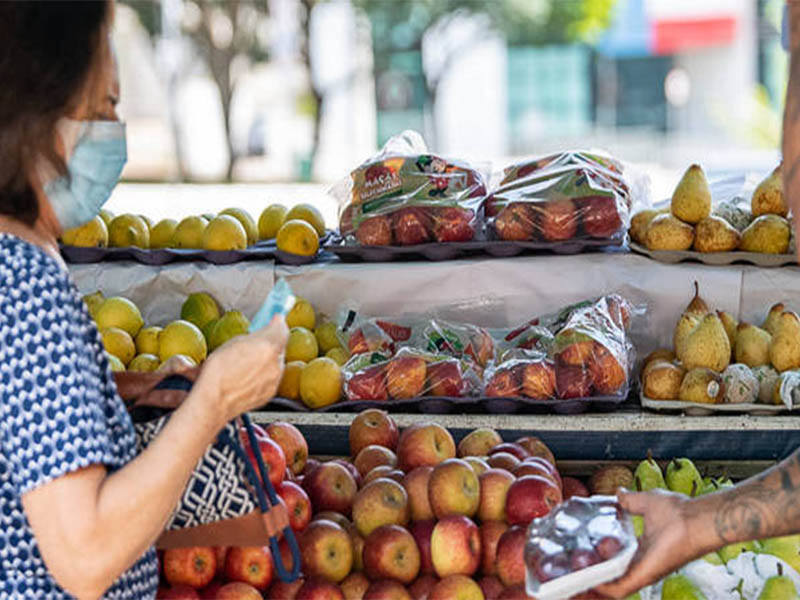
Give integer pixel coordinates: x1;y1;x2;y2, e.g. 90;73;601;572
324;234;626;262
60;232;332;266
266;392;627;415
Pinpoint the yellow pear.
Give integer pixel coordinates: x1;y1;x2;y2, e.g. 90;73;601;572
693;216;741;253
679;368;724;404
769;311;800;372
752;163;787;217
739;215;791;254
735;323;772;368
630;209;665;245
717;310;738;354
671;164;711;224
674;282;710;361
682;313;731;373
645;214;694;251
764;303;786;337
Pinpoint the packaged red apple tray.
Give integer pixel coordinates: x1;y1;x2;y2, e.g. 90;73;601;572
484;150;631;254
525;496;637;599
325;131;489;261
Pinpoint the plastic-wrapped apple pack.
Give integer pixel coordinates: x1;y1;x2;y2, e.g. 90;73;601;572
342;347;482;402
332;130;488;246
409;318;495;368
486;151;631;244
525;496;638;599
336;308;413;357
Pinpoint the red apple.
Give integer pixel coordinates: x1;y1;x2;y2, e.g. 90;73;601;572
596;536;623;560
494;202;534;241
488;443;530;461
267;421;309;476
512;462;559;489
242;424;286;489
331;459;363;489
477;576;504;600
402;466;434;522
352;478;410;537
495;526;526;587
409;519;436;575
159;586;200;600
520;456;562;490
570;546;601;571
429;575;484;600
539;197;578;241
363;466;405;486
430;516;481;577
514;436;556;467
300;519;355;583
341;572;370;600
216;582;263;600
213;547;228;578
296;577;345;600
486;453;520;472
387;356;427;400
432;207;475;243
556;364;593;399
480;520;509;576
199;581;224;600
408;574;439;600
505;475;562;526
396;423;456;473
356;216;393;246
163;547;216;589
392;207;432;245
346;365;389;402
363;580;413;600
224;546;273;590
485;368;521;397
428;458;480;519
478;469;515;522
457;428;503;458
562;476;590;499
268;578;305;600
426;360;467;397
303;461;358;517
354;445;398;477
350;409;399;456
497;584;529;600
278;480;313;531
363;524;421;584
579;194;622;239
305;458;322;476
312;511;352;530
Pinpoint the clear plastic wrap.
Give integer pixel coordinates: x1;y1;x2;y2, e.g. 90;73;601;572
486;151;631;244
408;318;495;368
333;131;488;246
525;496;638;600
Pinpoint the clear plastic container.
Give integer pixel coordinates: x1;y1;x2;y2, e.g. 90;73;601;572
525;496;638;600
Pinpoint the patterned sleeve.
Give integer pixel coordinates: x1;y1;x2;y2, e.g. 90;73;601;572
0;270;117;496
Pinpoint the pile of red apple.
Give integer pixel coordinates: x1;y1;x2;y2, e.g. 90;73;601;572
156;410;604;600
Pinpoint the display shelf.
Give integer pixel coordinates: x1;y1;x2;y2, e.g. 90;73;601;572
251;410;800;462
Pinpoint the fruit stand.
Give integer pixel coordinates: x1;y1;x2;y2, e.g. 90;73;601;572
62;147;800;598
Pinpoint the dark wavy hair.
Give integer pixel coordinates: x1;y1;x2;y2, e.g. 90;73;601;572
0;1;110;226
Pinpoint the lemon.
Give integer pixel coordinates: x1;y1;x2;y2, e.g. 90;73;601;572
95;297;144;337
276;220;319;256
139;215;154;232
286;327;319;363
159;320;207;364
108;214;150;249
181;292;221;330
207;311;250;352
315;321;342;353
128;353;160;372
325;347;349;366
157;354;197;371
220;208;258;246
300;357;342;409
61;216;108;248
135;326;162;355
286;203;326;236
202;318;219;345
99;209;115;228
277;361;305;400
172;216;208;249
287;298;315;330
101;327;136;366
107;354;126;372
82;291;105;320
258;204;288;240
203;215;247;251
202;213;216;222
150;219;178;249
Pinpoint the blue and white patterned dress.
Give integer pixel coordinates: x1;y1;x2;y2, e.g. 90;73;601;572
0;234;158;599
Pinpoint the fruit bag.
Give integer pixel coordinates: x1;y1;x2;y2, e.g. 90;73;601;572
342;347;482;402
333;130;488;246
336;308;414;357
486;294;636;400
486;151;631;244
524;496;637;600
407;318;495;368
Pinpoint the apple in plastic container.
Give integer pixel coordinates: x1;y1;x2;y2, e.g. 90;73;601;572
427;360;467;397
392;207;432;245
538;198;578;242
494;202;535;241
579;194;623;239
345;365;389;402
485;366;522;398
556;363;594;399
356;215;393;246
432;206;475;243
386;356;427;400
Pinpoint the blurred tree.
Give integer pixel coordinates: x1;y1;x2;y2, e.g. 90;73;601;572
123;0;270;181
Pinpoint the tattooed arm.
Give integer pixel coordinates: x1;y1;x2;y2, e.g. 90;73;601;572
595;451;800;597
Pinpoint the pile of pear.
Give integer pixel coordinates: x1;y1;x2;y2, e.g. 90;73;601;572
631;163;792;255
642;282;800;406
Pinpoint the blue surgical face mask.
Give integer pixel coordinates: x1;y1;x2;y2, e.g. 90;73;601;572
44;118;127;231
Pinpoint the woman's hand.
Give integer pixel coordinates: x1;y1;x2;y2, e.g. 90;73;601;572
196;316;288;423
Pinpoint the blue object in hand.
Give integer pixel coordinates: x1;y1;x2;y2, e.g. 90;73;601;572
249;278;296;333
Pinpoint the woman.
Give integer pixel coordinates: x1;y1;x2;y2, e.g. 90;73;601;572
0;2;287;598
